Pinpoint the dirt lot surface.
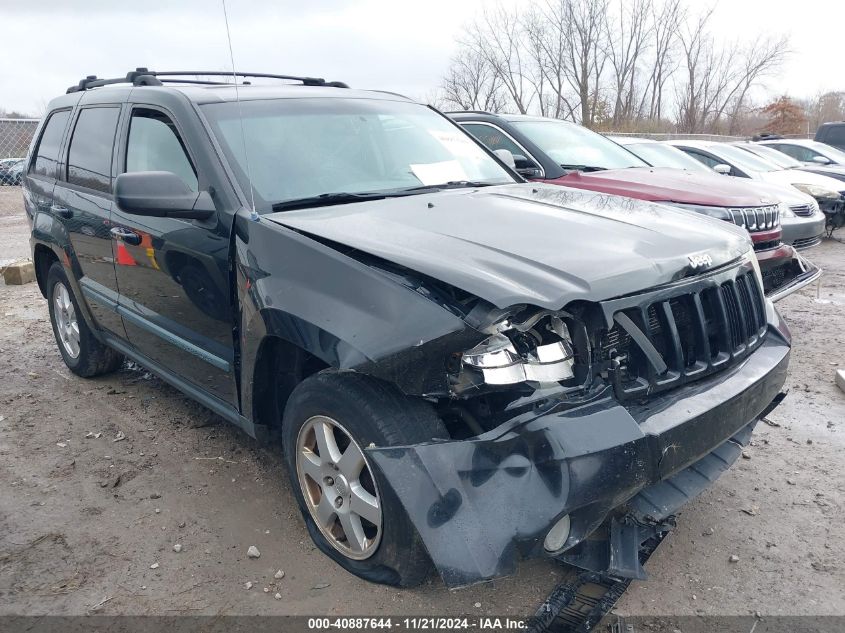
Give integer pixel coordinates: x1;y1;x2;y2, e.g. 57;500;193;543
1;191;844;619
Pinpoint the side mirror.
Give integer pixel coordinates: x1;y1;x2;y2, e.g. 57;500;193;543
493;148;516;169
812;155;831;165
114;171;215;220
512;154;543;178
713;164;731;175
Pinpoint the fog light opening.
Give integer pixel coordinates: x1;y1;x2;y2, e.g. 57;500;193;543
544;514;571;553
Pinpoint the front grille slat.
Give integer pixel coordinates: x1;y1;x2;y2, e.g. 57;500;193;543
727;205;780;232
600;270;767;401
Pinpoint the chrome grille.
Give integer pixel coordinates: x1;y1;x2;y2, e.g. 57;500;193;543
789;203;816;217
728;205;780;232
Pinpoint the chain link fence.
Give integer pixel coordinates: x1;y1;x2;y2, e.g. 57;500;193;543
0;118;39;269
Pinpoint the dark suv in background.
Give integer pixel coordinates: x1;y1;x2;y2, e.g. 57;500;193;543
24;69;790;589
815;121;845;151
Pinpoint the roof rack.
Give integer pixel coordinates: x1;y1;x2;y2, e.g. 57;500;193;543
67;68;349;93
444;110;496;116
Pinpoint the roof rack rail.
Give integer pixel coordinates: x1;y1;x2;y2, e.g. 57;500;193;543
443;110;496;116
67;68;349;93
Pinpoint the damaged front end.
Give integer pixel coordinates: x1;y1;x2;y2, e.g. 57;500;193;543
364;256;791;589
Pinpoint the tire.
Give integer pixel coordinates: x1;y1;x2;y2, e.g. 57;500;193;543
46;262;123;377
282;371;448;587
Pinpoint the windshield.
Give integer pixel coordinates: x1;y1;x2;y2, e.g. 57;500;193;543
624;142;711;172
738;144;802;169
202;98;514;211
510;120;647;170
711;144;781;173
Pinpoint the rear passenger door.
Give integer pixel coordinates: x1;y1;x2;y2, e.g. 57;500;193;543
52;105;125;336
111;106;237;405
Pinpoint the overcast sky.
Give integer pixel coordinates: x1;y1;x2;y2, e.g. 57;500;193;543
1;0;842;116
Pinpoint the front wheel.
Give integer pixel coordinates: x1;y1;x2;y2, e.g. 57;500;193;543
282;372;448;586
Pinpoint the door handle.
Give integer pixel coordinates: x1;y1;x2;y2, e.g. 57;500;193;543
51;204;72;219
110;227;142;246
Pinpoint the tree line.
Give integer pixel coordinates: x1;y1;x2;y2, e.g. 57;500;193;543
436;0;795;135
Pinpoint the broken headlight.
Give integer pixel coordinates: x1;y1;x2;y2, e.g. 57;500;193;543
461;314;575;385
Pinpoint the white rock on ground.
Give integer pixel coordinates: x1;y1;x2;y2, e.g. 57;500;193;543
274;569;285;580
247;545;260;558
173;544;182;553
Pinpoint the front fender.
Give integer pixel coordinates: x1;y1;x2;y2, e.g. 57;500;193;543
236;215;476;419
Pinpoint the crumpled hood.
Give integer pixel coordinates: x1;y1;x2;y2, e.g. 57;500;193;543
553;167;781;206
266;183;750;310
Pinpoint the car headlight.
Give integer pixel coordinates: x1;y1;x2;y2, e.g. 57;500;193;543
461;314;575;385
663;202;732;220
778;202;795;218
792;183;841;201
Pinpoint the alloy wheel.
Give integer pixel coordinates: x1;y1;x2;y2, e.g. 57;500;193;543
295;415;382;560
53;281;80;359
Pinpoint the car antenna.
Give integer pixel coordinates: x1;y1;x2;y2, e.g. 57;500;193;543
221;0;259;222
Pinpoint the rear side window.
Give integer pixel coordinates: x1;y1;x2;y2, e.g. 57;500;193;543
30;110;71;179
126;109;198;191
67;107;120;193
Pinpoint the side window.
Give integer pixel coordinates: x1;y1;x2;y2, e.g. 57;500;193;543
126;109;198;191
30;110;71;180
775;144;812;162
462;123;524;157
683;149;719;169
67;107;120;193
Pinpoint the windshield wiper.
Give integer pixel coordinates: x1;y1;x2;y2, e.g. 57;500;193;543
396;180;500;193
560;164;607;172
270;182;500;211
271;191;405;211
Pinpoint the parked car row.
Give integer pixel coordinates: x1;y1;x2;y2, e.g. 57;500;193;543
0;157;25;185
20;70;808;592
450;112;823;301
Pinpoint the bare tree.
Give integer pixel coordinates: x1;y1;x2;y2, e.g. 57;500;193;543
440;49;506;112
638;0;683;121
723;36;790;134
557;0;611;126
605;0;653;126
463;4;535;114
439;0;789;134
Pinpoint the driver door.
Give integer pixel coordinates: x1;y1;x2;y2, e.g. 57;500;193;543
110;105;237;405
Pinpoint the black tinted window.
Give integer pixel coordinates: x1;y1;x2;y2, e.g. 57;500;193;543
30;110;70;179
126;109;197;191
462;123;524;157
67;107;120;193
823;126;845;145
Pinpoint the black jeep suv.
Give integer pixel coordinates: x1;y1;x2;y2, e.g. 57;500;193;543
24;69;790;589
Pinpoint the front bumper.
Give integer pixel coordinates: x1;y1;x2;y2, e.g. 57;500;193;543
781;213;825;250
368;320;790;588
757;245;822;302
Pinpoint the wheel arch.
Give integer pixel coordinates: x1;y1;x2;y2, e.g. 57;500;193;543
249;333;330;435
33;242;62;298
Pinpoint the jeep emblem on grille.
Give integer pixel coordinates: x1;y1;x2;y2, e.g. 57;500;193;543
688;253;713;269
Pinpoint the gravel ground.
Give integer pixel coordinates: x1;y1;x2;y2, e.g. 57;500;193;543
1;191;843;619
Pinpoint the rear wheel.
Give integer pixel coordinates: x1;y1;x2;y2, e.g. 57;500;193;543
282;371;448;586
46;263;123;377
